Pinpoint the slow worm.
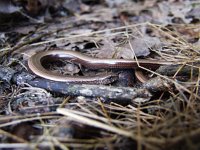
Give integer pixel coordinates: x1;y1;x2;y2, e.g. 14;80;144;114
28;50;176;84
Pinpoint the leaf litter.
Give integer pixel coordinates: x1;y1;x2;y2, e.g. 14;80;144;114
0;0;200;150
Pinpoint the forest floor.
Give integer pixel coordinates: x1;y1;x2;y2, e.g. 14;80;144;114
0;0;200;150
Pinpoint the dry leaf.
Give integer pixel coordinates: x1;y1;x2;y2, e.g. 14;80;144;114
0;0;20;14
97;36;161;59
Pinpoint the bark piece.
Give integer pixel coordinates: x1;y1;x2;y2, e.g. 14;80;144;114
0;65;16;83
156;64;199;76
11;70;151;102
141;76;173;92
